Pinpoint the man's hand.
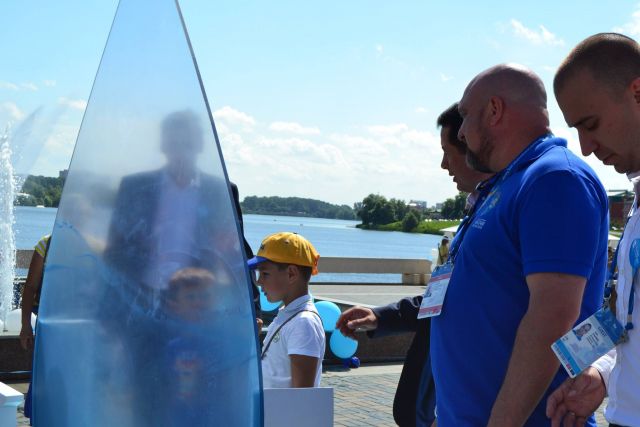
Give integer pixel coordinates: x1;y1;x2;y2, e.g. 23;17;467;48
19;326;34;351
546;367;606;427
256;318;264;330
335;306;378;339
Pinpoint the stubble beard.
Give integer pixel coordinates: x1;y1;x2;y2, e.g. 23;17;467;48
466;135;494;174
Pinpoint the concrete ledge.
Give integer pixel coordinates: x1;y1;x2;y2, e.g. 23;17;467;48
259;328;413;364
0;337;31;380
318;257;430;274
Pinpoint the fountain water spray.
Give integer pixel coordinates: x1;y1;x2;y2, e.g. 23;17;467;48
0;127;16;330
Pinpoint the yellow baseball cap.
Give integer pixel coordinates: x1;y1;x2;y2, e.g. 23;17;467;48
247;232;320;275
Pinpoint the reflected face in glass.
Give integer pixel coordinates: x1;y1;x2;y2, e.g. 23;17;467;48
161;111;204;173
175;285;215;320
167;270;216;322
257;261;290;303
556;69;640;174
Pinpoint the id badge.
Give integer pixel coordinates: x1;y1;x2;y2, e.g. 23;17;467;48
551;308;626;378
418;263;453;319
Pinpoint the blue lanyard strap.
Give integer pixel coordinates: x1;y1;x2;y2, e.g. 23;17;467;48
606;216;635;331
447;175;498;263
447;134;552;264
628;286;635;331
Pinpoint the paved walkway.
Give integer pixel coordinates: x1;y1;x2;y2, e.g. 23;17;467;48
324;363;608;426
12;363;608;426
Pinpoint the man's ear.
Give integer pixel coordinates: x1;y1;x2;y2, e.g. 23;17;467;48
631;77;640;105
487;96;504;126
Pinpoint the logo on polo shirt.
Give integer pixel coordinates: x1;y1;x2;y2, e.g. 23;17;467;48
476;189;501;218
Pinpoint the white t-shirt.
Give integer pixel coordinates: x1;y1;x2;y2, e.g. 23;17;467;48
592;194;640;426
261;294;325;388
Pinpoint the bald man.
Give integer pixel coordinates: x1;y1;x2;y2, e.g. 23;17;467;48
548;33;640;427
430;65;608;426
336;103;492;427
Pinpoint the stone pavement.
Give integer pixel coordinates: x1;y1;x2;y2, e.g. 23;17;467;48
12;363;608;426
324;363;608;426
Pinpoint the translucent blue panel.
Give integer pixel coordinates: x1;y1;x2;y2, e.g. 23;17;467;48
32;1;262;425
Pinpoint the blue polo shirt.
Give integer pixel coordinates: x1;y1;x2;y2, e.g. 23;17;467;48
431;135;608;426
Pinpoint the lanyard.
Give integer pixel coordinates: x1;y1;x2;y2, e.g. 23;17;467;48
447;134;553;264
606;216;636;332
447;175;498;263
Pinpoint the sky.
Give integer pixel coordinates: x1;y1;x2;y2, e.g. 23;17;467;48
2;1;640;206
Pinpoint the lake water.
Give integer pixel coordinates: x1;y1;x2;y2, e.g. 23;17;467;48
13;206;441;282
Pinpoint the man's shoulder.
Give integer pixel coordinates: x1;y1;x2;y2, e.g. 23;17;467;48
531;145;599;180
521;146;605;195
119;169;163;189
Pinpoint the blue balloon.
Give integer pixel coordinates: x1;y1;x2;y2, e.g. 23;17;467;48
259;286;282;312
315;301;341;332
330;329;358;359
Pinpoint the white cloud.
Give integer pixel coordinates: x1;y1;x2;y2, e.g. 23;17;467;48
0;81;39;91
440;73;453;82
269;121;320;135
415;107;428;114
0;81;19;91
0;102;25;121
509;19;564;46
43;80;57;87
212;106;451;205
613;7;640;36
367;123;409;137
20;82;38;91
27;123;79;177
58;97;87;111
375;44;384;54
213;106;256;129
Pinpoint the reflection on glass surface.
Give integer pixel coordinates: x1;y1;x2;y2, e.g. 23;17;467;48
32;1;262;425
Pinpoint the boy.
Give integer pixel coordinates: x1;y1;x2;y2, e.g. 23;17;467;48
163;267;219;425
248;232;325;388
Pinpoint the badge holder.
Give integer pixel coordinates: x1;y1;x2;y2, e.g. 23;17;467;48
552;238;638;378
418;262;453;319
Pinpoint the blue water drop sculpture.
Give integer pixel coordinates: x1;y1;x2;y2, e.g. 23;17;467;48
32;1;262;425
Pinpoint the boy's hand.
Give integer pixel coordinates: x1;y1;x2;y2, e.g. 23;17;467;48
335;306;378;339
546;367;606;427
19;326;34;351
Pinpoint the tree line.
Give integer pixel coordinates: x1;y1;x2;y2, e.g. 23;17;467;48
15;175;65;207
241;196;356;220
356;193;467;232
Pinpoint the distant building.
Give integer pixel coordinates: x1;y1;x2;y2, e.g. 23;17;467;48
608;189;634;228
59;169;68;180
408;200;427;211
435;202;444;210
